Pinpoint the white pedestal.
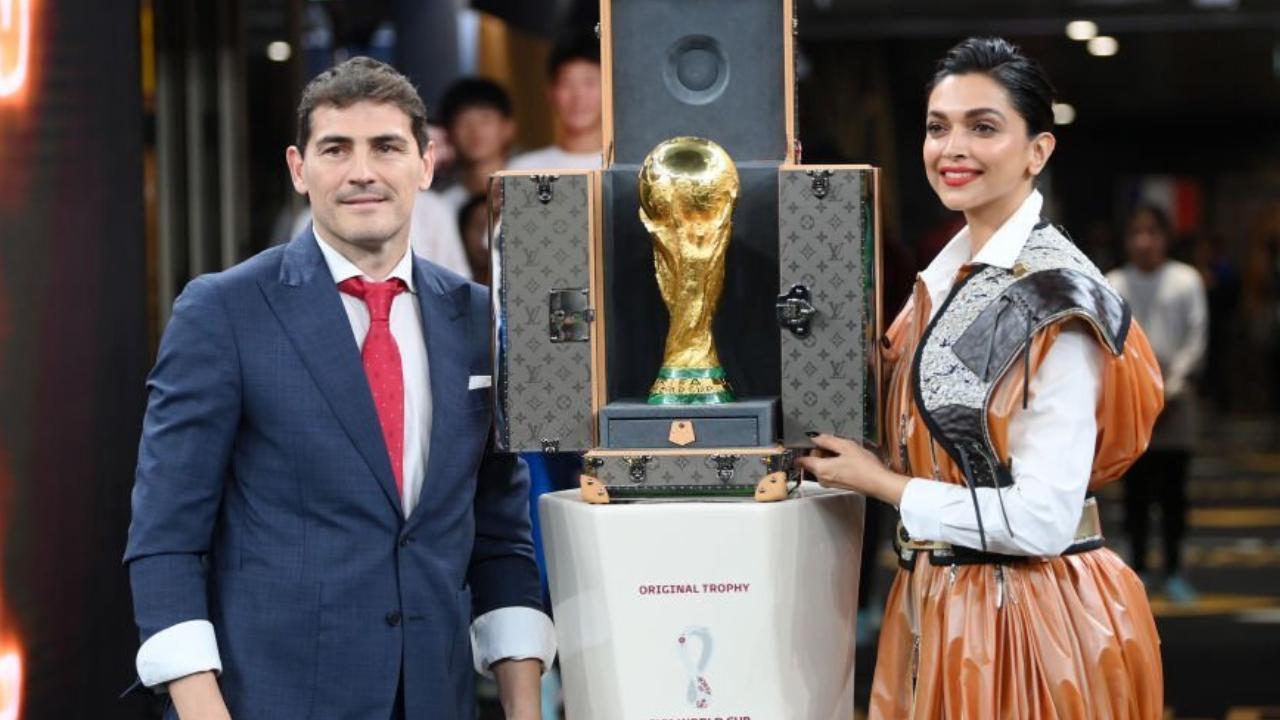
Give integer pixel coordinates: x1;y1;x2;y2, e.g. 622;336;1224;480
539;482;865;720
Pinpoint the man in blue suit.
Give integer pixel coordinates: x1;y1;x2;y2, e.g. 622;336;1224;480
125;57;553;720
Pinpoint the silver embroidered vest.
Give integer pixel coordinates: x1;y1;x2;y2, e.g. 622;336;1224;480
911;221;1131;492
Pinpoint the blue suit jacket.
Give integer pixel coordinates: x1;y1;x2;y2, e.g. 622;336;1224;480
125;232;542;719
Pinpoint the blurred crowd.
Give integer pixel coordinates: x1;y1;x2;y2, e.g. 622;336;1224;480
285;33;604;293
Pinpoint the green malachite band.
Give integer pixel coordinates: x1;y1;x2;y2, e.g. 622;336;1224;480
647;391;735;405
655;366;727;380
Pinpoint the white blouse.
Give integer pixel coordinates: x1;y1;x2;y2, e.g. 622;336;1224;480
898;191;1105;557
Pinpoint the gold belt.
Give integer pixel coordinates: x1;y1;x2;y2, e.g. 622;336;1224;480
898;496;1102;554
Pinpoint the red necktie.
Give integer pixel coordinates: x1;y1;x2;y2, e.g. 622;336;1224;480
338;277;408;496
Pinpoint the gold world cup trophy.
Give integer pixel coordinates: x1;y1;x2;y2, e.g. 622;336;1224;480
639;137;740;405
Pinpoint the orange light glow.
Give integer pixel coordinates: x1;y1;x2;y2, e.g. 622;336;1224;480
0;636;21;720
0;264;21;718
0;0;33;99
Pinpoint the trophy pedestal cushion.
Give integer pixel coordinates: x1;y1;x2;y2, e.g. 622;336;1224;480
599;398;777;448
539;483;865;719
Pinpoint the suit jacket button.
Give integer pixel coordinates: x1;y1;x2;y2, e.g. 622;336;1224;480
399;535;412;547
386;610;402;627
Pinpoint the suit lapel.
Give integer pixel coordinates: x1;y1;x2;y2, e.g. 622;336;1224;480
260;232;403;516
407;258;470;528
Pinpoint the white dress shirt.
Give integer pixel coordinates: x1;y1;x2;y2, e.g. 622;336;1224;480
898;191;1105;557
315;233;432;517
136;232;555;689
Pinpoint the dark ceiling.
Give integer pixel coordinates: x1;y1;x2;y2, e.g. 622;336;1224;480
796;0;1279;36
795;0;1280;120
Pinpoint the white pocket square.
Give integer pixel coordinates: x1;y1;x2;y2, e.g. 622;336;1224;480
468;375;492;390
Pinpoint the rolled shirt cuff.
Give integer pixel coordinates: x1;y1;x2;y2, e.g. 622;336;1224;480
471;606;557;678
136;619;222;690
899;477;948;542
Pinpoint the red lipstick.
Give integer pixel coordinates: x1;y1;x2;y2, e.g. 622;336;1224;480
939;166;981;188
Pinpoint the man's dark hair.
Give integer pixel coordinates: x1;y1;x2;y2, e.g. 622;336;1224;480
439;78;513;129
296;56;429;154
547;32;600;81
1129;203;1174;239
927;37;1057;136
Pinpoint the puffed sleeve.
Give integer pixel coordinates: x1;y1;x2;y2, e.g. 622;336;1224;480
987;318;1164;490
1089;320;1165;486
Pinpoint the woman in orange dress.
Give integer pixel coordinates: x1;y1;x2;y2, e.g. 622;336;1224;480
796;37;1165;718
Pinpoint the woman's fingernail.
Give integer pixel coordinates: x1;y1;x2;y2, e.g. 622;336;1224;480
805;430;819;438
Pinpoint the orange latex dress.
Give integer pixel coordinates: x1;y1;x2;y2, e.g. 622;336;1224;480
868;267;1167;719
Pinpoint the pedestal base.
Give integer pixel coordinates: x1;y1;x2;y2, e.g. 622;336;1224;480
539;482;865;719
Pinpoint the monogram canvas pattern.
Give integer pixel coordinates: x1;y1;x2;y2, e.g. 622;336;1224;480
496;173;594;451
777;168;876;443
586;449;784;491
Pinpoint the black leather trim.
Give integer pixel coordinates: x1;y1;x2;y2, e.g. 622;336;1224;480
952;268;1130;384
924;537;1104;566
926;404;1010;489
911;270;1015;501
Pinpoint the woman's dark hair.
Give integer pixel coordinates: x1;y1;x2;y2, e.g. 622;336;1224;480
927;37;1057;136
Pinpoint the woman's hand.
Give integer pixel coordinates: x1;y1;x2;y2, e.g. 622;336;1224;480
794;433;909;507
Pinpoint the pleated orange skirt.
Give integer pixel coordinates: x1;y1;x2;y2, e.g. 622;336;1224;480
868;547;1163;719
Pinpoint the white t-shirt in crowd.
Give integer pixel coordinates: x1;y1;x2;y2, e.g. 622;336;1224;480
435;183;472;215
507;145;602;171
1105;261;1206;399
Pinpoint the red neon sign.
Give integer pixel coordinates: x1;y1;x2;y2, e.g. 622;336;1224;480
0;0;32;99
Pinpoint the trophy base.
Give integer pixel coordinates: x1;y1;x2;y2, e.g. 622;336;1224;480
647;366;734;404
599;397;777;449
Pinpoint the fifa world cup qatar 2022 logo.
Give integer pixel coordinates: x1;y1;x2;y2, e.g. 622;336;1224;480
677;626;713;709
0;0;32;100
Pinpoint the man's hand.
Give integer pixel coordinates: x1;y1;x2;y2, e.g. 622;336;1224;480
169;671;231;720
492;657;542;720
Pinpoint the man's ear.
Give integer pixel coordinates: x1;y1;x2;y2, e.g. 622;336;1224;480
1028;131;1056;178
419;140;436;192
286;145;308;195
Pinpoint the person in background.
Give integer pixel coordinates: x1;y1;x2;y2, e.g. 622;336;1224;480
508;34;602;171
457;194;491;286
1108;204;1208;603
406;183;472;278
436;79;517;213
